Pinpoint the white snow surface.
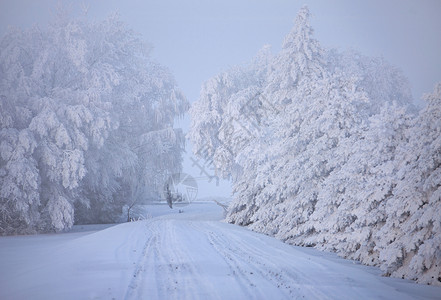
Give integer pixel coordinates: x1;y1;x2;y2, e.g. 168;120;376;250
0;202;440;300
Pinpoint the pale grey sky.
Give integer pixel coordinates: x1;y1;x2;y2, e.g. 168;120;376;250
1;0;440;198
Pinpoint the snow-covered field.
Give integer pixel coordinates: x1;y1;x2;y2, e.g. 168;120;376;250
0;202;440;300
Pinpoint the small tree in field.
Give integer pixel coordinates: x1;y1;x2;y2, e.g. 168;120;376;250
165;184;173;209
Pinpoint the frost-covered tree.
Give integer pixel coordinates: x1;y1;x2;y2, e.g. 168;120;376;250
188;45;272;180
310;102;412;262
326;50;414;113
0;127;40;234
0;11;187;234
230;5;326;232
374;83;441;284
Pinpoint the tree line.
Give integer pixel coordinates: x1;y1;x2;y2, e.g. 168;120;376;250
0;12;188;234
188;6;441;285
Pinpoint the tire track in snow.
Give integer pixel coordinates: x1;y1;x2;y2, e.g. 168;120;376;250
200;222;330;299
124;218;216;300
159;219;215;300
185;220;270;299
215;225;316;296
206;229;268;299
124;219;175;300
219;230;358;299
123;220;158;300
154;219;199;300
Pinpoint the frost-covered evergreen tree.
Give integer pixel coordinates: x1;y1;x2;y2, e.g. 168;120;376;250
226;6;327;229
374;83;441;284
0;11;187;234
310;102;412;262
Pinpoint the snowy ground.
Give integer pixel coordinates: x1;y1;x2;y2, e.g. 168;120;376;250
1;202;440;300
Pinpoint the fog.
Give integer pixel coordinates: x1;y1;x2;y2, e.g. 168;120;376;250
1;0;440;198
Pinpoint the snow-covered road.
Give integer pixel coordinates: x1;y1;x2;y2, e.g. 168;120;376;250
1;202;440;299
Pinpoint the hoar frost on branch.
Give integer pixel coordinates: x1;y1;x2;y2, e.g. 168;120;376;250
188;6;440;285
0;11;187;234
